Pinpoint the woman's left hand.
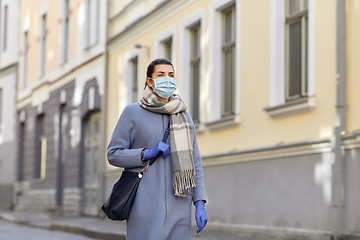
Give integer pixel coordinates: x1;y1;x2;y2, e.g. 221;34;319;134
195;200;208;233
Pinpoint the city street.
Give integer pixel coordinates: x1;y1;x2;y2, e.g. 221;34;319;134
0;220;96;240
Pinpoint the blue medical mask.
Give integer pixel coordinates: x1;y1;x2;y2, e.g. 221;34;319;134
151;76;177;98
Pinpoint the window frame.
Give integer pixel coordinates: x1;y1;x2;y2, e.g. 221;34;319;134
130;56;139;103
84;0;99;49
22;31;28;88
64;0;69;61
163;37;173;61
3;5;7;51
85;0;91;49
285;0;308;101
221;6;236;117
190;24;201;124
179;8;205;128
154;25;176;67
123;48;141;107
39;14;47;77
266;0;315;118
208;0;240;128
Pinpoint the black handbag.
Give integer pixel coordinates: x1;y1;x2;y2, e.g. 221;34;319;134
101;122;170;221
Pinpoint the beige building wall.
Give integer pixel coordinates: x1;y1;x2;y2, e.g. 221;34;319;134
15;0;108;216
106;0;343;156
346;0;360;132
104;0;360;235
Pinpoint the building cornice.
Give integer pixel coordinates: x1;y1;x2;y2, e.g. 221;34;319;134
202;131;360;167
107;0;172;45
107;0;196;54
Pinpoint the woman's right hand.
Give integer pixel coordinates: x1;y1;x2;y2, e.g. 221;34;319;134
143;141;170;160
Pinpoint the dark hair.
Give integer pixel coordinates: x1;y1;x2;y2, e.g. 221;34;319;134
144;58;174;89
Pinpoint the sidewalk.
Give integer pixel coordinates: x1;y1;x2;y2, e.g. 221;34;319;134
0;211;231;240
3;211;355;240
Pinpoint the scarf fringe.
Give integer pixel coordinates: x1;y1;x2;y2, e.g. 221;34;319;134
172;169;196;197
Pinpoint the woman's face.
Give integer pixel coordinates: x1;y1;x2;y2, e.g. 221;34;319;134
146;64;175;90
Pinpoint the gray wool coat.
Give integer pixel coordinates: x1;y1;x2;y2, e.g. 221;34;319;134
107;103;207;240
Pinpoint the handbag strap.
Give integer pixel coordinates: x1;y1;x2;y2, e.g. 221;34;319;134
139;121;170;176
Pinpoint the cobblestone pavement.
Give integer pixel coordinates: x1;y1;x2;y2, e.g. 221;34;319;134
0;220;96;240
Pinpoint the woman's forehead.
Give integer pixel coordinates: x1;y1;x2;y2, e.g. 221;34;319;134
154;64;174;73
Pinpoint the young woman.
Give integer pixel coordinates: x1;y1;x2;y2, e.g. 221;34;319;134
107;58;207;240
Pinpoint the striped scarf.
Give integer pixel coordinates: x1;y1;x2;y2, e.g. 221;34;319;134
139;86;196;197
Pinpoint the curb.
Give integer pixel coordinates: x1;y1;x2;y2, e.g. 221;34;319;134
50;223;126;240
0;212;127;240
0;213;30;225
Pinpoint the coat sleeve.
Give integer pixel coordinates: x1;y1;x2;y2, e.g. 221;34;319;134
107;105;144;169
185;112;207;203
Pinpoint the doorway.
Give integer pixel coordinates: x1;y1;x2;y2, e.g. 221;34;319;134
82;111;101;216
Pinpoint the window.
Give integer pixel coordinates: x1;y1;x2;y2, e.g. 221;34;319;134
208;0;240;128
3;6;7;51
163;38;172;61
155;26;176;66
190;24;201;123
130;57;138;103
85;0;91;49
222;6;236;117
84;0;99;49
22;32;28;88
40;14;47;76
34;115;46;179
286;0;308;100
64;0;69;61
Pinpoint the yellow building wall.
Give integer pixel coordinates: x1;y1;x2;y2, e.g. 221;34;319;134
346;0;360;132
107;0;339;158
45;0;61;74
20;0;39;86
19;0;80;88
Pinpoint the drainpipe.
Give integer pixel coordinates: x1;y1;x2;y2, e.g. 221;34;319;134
100;0;110;206
331;0;346;239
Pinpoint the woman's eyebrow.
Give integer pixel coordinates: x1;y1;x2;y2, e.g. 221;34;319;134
156;71;174;74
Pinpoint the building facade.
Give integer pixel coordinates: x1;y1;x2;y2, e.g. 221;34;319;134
0;0;19;210
15;0;108;216
106;0;360;238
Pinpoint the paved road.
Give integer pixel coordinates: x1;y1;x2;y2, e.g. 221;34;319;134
0;220;96;240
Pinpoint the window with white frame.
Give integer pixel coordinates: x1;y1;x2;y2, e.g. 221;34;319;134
39;14;47;76
3;5;8;51
59;0;69;64
286;0;308;101
222;6;236;117
266;0;314;118
22;32;28;88
130;56;138;103
64;0;69;61
208;0;240;127
163;37;172;61
84;0;99;49
154;26;176;66
190;24;201;123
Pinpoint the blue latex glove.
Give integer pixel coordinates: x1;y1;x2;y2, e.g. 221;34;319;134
195;200;208;233
143;141;170;160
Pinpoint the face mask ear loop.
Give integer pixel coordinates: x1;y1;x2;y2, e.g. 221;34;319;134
148;78;155;91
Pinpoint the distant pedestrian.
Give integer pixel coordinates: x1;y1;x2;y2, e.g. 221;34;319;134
107;58;208;240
